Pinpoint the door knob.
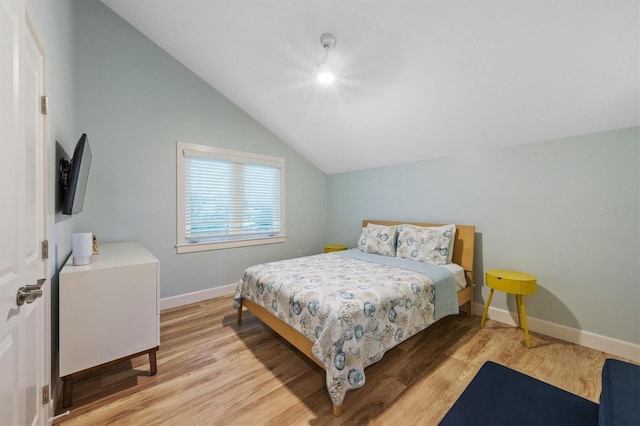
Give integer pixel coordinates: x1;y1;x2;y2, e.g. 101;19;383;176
25;278;46;292
16;278;45;306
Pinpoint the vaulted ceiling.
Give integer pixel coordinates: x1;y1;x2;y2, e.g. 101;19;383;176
102;0;639;174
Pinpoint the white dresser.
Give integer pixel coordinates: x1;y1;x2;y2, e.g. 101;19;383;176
59;242;159;407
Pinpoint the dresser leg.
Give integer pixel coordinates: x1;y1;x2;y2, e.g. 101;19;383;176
149;347;158;375
62;375;73;408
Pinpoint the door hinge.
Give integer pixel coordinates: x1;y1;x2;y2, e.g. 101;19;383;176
41;240;48;260
42;385;49;404
40;96;48;115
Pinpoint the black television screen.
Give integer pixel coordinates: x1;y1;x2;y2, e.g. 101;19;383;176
61;133;92;215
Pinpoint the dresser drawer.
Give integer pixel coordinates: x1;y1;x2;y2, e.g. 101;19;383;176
486;270;536;295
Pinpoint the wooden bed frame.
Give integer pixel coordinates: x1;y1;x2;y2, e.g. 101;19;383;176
237;220;476;416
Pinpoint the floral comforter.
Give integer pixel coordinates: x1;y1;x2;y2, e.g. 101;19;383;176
233;250;459;407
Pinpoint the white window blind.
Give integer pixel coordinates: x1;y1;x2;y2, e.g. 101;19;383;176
177;142;285;253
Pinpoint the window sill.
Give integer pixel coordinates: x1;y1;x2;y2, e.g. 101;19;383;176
176;235;286;254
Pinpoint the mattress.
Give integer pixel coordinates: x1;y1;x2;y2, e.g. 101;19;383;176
441;263;466;292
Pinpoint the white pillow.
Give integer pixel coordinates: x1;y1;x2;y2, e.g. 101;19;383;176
395;224;456;265
425;224;456;263
357;226;397;257
366;222;386;228
399;224;456;263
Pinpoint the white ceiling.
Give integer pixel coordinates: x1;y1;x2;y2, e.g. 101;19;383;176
102;0;639;174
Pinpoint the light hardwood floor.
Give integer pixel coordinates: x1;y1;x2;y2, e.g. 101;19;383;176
56;295;629;425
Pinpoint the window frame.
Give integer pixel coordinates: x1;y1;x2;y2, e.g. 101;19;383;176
176;141;286;254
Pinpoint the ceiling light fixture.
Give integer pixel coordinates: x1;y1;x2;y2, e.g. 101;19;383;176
317;33;336;84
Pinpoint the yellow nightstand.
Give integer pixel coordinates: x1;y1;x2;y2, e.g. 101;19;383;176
324;245;348;253
481;269;537;348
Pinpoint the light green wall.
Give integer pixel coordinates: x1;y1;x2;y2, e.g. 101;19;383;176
328;128;640;344
72;1;328;298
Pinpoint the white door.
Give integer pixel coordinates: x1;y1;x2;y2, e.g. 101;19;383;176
23;13;48;426
0;0;48;424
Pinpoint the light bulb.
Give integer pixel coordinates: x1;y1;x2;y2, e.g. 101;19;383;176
317;69;335;84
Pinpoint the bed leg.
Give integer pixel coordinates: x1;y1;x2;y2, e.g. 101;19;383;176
237;303;243;324
333;404;343;417
467;298;474;318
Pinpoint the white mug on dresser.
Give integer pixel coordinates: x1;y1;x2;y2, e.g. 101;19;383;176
72;232;93;265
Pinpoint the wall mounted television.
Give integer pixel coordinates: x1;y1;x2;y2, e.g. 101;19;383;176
59;133;92;215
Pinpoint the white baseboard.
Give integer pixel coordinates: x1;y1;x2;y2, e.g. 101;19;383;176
476;302;640;363
160;283;236;311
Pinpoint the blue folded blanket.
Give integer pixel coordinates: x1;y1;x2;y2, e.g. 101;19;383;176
337;249;458;320
599;358;640;426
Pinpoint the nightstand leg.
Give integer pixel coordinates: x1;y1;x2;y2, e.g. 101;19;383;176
516;294;523;328
518;295;531;348
480;289;494;328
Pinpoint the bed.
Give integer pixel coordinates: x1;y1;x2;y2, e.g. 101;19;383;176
234;220;475;416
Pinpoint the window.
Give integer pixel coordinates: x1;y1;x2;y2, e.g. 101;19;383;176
176;142;285;253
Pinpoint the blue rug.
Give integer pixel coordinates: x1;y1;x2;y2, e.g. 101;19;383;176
439;361;598;426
